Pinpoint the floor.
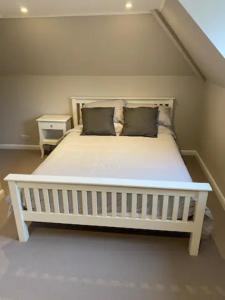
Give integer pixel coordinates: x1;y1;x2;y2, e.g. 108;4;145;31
0;150;225;300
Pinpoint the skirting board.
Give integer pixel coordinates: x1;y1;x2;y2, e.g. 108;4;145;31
0;144;224;209
181;149;225;210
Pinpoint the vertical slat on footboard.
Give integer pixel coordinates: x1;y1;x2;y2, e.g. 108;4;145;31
53;189;60;213
24;188;33;212
62;190;69;214
162;195;169;220
152;194;157;219
92;191;98;216
72;190;79;215
102;192;107;216
182;196;191;222
33;189;41;212
172;196;179;221
121;193;127;217
131;194;137;218
81;191;88;215
43;189;50;213
141;194;147;219
111;192;117;217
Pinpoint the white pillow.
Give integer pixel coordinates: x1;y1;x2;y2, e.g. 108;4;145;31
158;106;172;127
126;103;172;127
73;123;123;136
84;99;125;123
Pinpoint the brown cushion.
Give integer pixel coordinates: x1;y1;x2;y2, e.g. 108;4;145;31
82;107;116;136
121;107;158;137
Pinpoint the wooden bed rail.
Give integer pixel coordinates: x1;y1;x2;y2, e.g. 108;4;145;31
5;174;211;256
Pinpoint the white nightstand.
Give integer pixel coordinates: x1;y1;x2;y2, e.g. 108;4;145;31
36;114;72;157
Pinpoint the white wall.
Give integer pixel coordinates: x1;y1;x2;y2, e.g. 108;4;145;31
0;75;204;149
198;82;225;196
0;14;193;76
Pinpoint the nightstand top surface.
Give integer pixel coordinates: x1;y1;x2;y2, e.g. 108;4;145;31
36;114;72;122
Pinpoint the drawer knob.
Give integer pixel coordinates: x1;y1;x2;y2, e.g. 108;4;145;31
50;124;53;128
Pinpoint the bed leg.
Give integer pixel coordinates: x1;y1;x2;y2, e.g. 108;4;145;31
189;191;208;256
8;181;29;242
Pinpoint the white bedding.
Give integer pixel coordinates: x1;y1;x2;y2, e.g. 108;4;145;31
34;126;192;183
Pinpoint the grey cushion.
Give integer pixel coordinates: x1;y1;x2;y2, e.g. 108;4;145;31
84;99;125;123
82;107;116;136
121;107;158;137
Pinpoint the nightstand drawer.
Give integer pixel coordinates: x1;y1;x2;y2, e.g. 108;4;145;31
39;122;63;130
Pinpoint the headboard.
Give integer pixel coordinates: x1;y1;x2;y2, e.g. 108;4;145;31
70;97;175;127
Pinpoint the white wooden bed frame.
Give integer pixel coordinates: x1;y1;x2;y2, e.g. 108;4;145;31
5;97;212;256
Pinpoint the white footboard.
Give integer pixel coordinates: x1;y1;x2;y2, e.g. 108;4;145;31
5;174;211;256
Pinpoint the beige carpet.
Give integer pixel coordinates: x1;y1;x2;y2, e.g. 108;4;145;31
0;150;225;300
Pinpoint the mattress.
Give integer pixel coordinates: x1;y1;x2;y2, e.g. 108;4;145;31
34;127;192;183
31;127;193;218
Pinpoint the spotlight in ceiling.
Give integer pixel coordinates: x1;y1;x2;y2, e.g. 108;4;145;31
20;6;28;14
125;2;133;9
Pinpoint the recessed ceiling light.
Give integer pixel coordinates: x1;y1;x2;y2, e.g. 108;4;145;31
125;2;133;9
20;6;28;14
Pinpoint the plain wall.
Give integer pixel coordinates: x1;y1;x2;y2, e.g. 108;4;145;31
0;14;193;76
198;82;225;195
0;75;204;149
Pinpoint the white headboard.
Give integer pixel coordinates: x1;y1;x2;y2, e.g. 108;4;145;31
70;96;175;127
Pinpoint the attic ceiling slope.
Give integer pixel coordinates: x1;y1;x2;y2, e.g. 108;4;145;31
179;0;225;58
162;0;225;87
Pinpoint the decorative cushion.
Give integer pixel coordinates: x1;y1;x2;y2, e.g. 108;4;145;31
121;107;158;137
126;103;172;127
84;99;125;123
82;107;116;136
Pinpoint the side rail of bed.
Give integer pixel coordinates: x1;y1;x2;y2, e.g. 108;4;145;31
5;174;211;256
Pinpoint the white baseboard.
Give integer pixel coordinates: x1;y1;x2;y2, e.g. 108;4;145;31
0;144;39;150
182;149;225;210
181;149;196;156
194;151;225;210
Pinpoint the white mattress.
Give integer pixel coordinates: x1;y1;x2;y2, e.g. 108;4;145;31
34;127;192;183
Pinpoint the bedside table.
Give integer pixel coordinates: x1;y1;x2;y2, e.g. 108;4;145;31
36;114;72;157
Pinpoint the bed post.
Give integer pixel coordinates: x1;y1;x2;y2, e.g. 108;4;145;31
8;181;29;242
189;191;208;256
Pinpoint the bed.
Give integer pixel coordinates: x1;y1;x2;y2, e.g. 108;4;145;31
5;97;211;255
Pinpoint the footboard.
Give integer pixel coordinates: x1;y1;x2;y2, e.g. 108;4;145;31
5;174;211;255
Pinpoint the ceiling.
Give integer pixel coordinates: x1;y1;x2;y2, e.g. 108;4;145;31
162;0;225;87
0;0;164;18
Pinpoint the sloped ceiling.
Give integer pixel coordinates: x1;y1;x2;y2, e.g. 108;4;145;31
162;0;225;87
0;14;194;76
179;0;225;58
